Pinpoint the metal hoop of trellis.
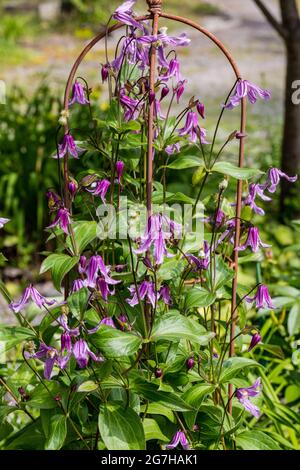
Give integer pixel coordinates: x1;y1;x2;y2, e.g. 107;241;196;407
62;0;247;409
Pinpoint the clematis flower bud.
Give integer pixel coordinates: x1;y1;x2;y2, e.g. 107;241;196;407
248;333;262;352
186;358;195;370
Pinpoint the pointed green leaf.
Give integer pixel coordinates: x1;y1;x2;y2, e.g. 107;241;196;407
98;403;145;450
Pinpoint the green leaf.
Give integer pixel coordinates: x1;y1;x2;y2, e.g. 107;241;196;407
91;326;142;358
0;326;35;353
98;403;145;450
219;357;260;383
143;418;170;442
67;287;90;320
45;415;67;450
40;254;79;292
77;381;99;393
185;287;216;310
182;383;216;408
140;403;175;423
236;430;281;450
66;221;97;253
29;383;66;409
212;162;262;180
287;302;300;337
151;312;214;345
165;155;203;170
132;379;192;412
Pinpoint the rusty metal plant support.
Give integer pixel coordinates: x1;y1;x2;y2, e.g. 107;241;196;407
62;0;247;411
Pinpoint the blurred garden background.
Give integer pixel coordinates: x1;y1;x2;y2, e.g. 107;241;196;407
0;0;300;427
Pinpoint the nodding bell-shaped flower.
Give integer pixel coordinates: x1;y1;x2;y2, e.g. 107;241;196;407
166;431;189;450
54;133;85;160
126;281;157;309
187;241;210;271
0;217;10;229
248;333;262;352
237;226;270;253
178;111;208;144
134;213;181;266
87;179;111;204
47;207;71;235
246;284;275;310
82;255;120;289
264;167;297;194
100;317;116;328
165;143;180;155
159;285;172;305
115;160;125;184
236;378;262;418
9;284;55;313
113;0;143;31
225;79;271;109
72;339;104;369
68;81;89;106
243;183;271;216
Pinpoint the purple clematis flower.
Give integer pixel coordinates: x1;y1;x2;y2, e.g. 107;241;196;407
134;214;181;265
55;134;85;160
237;226;270;253
100;317;116;328
246;284;275;310
159;285;172;305
9;284;55;313
68;81;89;106
160;57;181;83
204;209;225;227
165;143;180;155
47;207;71;235
187;241;210;271
27;343;70;380
83;255;120;289
97;278;115;301
225;79;271;109
154;99;166;119
264;167;297;193
72;279;85;293
166;431;189;450
58;313;80;337
243;183;271;215
87;179;110;204
119;88;141;121
0;217;10;229
248;333;262;352
30;344;60;380
236;378;262;418
46;191;61;209
178;111;208;144
126;280;157;309
73;339;104;368
113;0;143;31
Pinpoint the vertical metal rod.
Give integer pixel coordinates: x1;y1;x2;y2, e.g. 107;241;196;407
228;96;247;413
146;12;160;216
